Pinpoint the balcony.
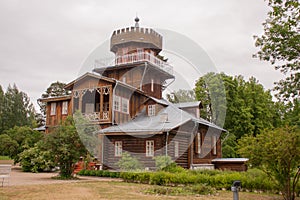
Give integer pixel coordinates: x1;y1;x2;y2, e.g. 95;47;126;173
94;52;173;75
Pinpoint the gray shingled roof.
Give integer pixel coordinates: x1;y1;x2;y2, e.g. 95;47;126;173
174;101;201;108
99;99;225;134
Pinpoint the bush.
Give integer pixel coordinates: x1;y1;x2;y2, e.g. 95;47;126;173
78;170;121;178
153;156;173;170
117;152;143;171
161;162;185;173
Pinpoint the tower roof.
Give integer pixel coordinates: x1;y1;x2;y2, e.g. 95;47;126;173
110;18;162;53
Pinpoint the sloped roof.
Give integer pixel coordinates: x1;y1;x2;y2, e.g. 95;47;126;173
174;101;203;109
100;99;225;134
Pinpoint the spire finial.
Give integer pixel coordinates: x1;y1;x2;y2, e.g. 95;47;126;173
134;15;140;28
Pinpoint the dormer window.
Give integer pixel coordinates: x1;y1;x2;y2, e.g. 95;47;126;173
148;104;156;116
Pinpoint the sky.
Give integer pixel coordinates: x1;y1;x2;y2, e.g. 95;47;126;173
0;0;284;112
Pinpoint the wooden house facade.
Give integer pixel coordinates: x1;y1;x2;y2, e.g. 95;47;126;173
39;18;235;171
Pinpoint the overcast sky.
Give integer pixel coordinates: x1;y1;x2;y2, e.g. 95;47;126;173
0;0;284;111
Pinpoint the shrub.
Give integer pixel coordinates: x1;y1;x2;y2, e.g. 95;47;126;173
161;162;185;173
153;156;173;170
117;152;143;171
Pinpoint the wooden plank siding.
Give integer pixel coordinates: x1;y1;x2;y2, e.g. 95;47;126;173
103;134;166;170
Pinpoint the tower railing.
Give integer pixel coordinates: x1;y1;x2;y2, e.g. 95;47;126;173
94;52;173;75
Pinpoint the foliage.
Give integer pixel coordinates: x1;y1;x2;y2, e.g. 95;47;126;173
195;73;278;157
253;0;299;101
238;127;300;200
78;170;120;178
161;162;185;173
166;89;196;103
153;156;173;171
73;111;100;157
44;116;87;178
144;184;216;196
39;81;68;116
0;134;18;157
19;141;55;173
117;152;143;171
3;126;43;163
0;84;36;133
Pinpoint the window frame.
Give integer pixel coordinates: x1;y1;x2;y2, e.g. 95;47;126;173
62;101;68;115
50;102;56;116
174;141;179;158
114;95;121;112
146;140;154;157
195;132;201;154
148;104;156;116
151;78;154;92
114;141;122;157
212;135;217;155
121;98;129;114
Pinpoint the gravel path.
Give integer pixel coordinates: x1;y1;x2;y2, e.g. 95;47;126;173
7;166;121;186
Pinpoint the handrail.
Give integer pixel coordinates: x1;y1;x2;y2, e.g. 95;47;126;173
94;52;173;75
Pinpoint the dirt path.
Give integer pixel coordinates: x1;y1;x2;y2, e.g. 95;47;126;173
7;166;121;186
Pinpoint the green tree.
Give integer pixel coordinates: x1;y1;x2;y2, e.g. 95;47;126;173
254;0;300;101
44;116;87;178
40;81;68;115
238;127;300;200
0;85;4;133
0;134;18;158
195;73;277;157
1;84;36;131
4;126;43;163
166;89;196;103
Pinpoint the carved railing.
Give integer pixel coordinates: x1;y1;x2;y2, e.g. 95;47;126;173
83;111;110;122
94;52;173;75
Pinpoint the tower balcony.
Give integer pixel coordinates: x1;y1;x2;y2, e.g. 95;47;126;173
94;52;173;76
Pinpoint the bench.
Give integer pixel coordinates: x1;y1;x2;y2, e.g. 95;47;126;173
0;164;12;187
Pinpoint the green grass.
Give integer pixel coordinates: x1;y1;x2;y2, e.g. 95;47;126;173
0;156;11;160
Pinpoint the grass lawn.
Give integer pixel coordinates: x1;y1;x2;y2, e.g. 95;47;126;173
0;156;11;160
0;181;286;200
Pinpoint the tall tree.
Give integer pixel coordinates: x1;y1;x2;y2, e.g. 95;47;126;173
0;85;4;133
39;81;68;116
195;73;277;157
238;127;300;200
253;0;300;101
1;84;35;131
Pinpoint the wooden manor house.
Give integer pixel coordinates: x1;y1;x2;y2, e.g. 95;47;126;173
40;18;248;171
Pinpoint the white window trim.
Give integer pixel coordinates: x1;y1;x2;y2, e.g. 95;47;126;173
146;140;154;157
114;96;121;112
115;141;122;157
212;136;217;155
50;102;56;115
121;98;129;114
62;101;68;115
148;104;156;116
174;141;179;158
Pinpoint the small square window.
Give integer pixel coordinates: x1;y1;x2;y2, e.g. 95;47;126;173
114;96;121;112
50;102;56;115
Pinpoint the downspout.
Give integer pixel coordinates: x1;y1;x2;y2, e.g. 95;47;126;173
112;81;118;125
165;131;169;156
140;62;148;91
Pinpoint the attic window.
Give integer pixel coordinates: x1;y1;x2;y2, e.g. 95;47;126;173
148;104;156;116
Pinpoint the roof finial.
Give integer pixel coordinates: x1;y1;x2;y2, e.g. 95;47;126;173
134;15;140;28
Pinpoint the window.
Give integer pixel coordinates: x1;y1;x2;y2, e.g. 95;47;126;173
146;140;154;157
114;141;122;157
62;101;68;115
50;102;56;115
122;76;126;83
151;79;154;92
212;136;217;155
174;141;179;158
121;98;129;114
148;104;156;116
114;96;120;111
195;132;201;154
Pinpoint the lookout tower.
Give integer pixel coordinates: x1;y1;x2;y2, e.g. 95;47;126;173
94;18;174;99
